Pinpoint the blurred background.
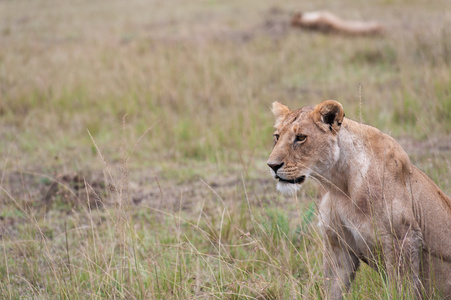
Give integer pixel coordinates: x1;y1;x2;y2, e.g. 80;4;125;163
1;0;451;298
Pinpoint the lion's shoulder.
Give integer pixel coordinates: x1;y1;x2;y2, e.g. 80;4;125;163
341;118;412;173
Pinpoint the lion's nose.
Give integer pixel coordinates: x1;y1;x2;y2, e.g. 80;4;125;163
267;162;284;173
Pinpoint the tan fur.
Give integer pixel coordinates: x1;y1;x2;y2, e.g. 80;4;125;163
291;11;384;36
267;100;451;299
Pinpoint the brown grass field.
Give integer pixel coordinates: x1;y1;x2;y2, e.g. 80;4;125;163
1;0;451;298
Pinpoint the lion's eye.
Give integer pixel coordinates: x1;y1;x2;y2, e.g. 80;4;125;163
295;134;307;143
273;134;280;144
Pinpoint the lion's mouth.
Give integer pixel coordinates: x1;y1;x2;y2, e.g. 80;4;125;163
275;175;306;184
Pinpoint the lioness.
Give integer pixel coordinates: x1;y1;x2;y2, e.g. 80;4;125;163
267;100;451;299
291;11;384;36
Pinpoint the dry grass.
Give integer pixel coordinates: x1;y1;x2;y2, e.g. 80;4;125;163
1;0;451;298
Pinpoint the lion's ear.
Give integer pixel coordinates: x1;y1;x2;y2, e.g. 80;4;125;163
313;100;344;133
272;101;290;127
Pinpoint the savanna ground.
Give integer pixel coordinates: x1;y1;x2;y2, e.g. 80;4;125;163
1;0;451;298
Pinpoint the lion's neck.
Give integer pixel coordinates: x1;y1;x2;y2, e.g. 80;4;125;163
320;119;371;196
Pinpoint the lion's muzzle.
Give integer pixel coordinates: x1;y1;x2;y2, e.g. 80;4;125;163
276;175;306;184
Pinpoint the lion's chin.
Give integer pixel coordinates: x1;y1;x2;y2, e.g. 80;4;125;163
276;181;302;195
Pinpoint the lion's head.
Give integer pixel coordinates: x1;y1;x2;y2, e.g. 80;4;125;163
267;100;345;195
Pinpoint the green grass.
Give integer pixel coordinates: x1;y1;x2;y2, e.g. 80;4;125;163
1;0;451;298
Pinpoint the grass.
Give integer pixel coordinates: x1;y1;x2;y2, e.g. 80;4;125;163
1;0;451;298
